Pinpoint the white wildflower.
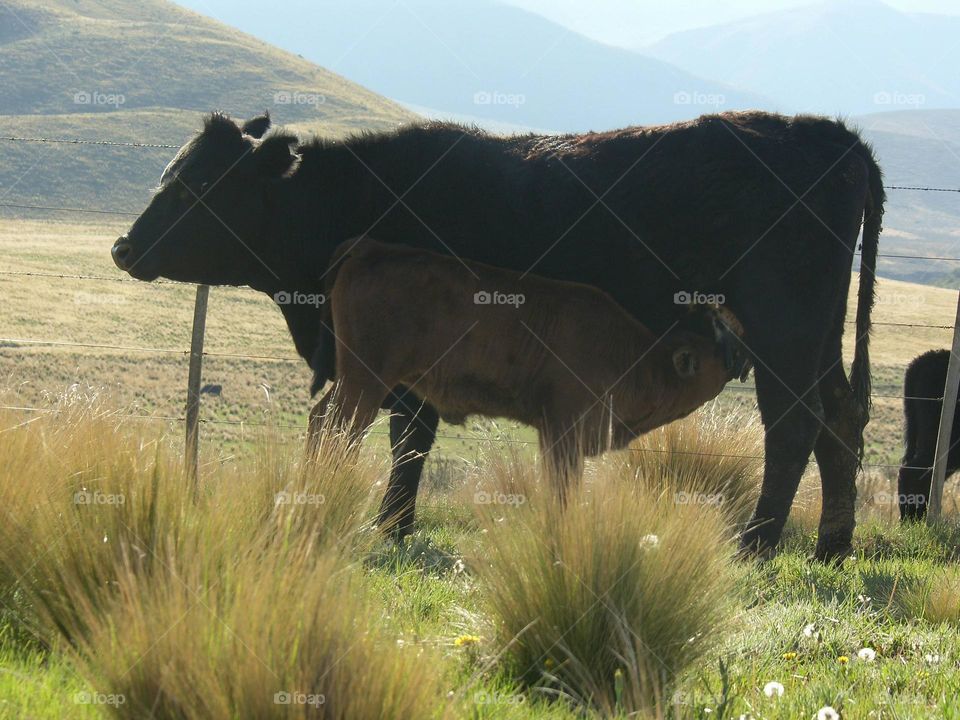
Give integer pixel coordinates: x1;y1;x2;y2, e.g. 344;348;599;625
763;681;784;698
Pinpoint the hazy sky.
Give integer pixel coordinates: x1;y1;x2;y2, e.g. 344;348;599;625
501;0;960;46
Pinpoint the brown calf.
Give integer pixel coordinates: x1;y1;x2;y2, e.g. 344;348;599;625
310;239;746;499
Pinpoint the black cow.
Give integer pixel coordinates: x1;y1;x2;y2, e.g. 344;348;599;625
898;349;960;520
111;110;884;561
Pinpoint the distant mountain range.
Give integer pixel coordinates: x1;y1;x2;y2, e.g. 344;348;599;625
173;0;767;133
647;0;960;116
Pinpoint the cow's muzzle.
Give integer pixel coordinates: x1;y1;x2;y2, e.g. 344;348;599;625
112;236;134;270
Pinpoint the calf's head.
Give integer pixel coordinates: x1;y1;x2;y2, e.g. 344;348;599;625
662;306;750;412
111;112;299;286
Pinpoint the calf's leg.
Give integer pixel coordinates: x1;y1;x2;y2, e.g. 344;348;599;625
377;387;440;538
306;375;385;456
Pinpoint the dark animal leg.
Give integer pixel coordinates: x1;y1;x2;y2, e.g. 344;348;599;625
899;418;937;520
813;363;862;560
898;459;931;521
307;380;383;451
539;424;584;505
377;388;439;539
741;362;824;559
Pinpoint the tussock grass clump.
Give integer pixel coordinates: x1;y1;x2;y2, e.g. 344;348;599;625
0;402;383;646
616;404;763;524
0;402;447;719
71;542;447;720
472;460;743;716
901;568;960;624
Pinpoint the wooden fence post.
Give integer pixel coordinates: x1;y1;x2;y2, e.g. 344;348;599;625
928;291;960;520
185;284;210;496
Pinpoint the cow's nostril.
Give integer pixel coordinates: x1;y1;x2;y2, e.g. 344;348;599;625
111;240;133;270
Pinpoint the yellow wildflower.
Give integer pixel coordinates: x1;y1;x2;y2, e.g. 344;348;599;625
454;634;482;647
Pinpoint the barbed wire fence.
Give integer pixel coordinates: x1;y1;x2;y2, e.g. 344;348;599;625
2;133;960;496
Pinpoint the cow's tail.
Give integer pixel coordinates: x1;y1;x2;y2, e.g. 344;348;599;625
849;141;885;459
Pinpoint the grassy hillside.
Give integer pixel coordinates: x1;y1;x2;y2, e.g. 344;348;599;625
0;0;414;214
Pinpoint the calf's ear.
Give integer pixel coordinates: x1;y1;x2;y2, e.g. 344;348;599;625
242;112;272;138
672;347;699;378
254;133;300;178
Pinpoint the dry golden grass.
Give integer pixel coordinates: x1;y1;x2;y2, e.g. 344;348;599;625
0;398;454;719
901;568;960;625
609;403;764;525
0;394;385;645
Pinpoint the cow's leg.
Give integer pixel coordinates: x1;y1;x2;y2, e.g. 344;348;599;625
740;354;825;559
376;387;439;539
813;361;862;560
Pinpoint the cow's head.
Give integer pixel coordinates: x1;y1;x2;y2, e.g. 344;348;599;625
111;112;299;286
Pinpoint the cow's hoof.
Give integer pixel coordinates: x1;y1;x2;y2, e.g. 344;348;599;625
737;535;778;562
813;534;853;564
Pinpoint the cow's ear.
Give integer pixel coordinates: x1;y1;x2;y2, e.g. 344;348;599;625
672;347;699;378
242;112;271;139
254;133;299;178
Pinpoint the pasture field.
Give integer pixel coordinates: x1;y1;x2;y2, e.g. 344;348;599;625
1;217;958;466
1;402;960;719
3;218;960;719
